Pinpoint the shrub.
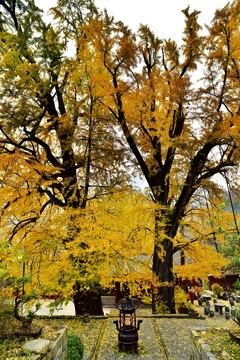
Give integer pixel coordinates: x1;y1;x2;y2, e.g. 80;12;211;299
155;299;170;314
0;297;13;335
211;283;223;298
194;286;203;298
233;279;240;292
174;286;189;313
174;286;195;314
235;309;240;325
67;333;84;360
153;293;170;314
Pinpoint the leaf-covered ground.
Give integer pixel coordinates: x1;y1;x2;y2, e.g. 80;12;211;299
0;317;104;360
1;301;240;359
200;328;240;360
156;317;240;360
155;300;240;360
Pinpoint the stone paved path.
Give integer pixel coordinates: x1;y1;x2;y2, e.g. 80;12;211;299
153;301;240;360
36;298;239;359
87;301;239;360
93;316;168;359
155;317;207;360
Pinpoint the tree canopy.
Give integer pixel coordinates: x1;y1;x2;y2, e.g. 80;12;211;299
0;0;240;314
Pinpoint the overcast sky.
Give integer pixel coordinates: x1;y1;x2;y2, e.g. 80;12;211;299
95;0;232;42
37;0;232;42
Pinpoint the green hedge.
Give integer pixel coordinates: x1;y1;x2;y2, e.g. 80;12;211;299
67;333;84;360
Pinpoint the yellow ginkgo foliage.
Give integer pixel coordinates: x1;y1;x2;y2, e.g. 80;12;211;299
1;0;240;316
0;190;155;302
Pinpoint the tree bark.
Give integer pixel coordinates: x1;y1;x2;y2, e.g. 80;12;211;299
152;241;175;313
151;207;177;313
73;284;104;316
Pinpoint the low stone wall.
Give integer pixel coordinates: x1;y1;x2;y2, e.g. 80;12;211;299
23;326;67;360
190;327;216;360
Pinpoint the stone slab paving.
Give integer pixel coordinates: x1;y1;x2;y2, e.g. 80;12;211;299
35;298;239;359
94;315;168;360
92;301;239;360
154;300;240;360
81;320;107;360
155;317;207;360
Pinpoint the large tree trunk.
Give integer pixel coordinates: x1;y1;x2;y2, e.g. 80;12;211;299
73;283;104;316
152;208;176;313
152;240;176;313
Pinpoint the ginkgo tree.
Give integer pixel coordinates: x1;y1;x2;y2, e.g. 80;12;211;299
74;1;240;312
173;192;232;281
0;0;135;315
0;188;155;315
1;0;240;316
